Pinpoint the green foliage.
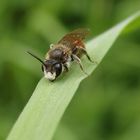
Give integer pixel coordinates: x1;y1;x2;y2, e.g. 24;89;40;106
7;12;140;140
0;0;140;140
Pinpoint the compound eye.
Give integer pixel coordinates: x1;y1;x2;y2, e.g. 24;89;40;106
54;63;62;77
54;63;61;69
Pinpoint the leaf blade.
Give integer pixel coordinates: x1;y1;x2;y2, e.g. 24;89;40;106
7;11;140;140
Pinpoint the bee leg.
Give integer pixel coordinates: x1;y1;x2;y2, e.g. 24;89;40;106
80;48;98;64
41;65;44;72
64;64;69;72
72;54;88;75
50;44;54;49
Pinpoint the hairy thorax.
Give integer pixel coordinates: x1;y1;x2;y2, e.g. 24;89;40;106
46;44;71;64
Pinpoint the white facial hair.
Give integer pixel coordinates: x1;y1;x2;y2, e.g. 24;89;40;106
44;71;56;80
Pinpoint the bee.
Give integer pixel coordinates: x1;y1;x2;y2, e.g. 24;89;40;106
28;28;96;81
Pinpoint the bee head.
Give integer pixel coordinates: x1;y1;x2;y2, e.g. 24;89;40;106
27;52;62;81
42;60;62;81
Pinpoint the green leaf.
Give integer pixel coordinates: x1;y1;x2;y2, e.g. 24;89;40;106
7;11;140;140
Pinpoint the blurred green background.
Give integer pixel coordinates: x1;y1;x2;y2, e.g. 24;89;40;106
0;0;140;140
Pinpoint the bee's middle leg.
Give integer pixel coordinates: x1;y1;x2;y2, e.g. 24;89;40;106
71;54;88;75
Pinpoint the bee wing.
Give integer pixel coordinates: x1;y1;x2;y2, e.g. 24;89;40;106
58;28;90;47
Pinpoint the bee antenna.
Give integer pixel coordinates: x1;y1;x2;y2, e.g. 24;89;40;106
27;51;46;66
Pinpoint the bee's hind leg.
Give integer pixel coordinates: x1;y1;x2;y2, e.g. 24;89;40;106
80;48;98;64
71;54;88;76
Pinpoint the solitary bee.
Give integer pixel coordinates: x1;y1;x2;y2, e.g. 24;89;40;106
28;28;96;81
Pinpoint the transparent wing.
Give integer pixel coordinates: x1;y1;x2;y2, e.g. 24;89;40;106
58;28;90;47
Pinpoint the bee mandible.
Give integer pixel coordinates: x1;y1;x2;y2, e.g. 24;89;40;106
28;28;96;81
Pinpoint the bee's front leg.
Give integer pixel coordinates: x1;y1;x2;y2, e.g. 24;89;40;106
63;64;69;72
